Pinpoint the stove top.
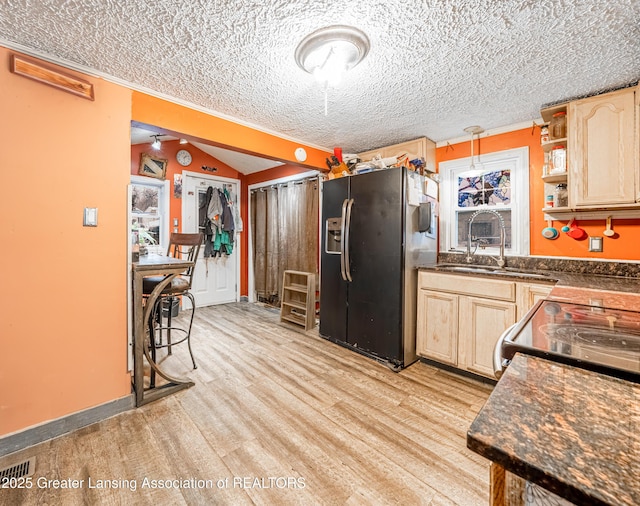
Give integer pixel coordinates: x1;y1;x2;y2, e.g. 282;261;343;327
502;300;640;382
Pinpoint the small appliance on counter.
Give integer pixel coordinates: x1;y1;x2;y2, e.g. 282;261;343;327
494;299;640;383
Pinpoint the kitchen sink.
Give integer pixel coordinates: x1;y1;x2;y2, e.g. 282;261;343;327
434;264;557;281
436;265;502;274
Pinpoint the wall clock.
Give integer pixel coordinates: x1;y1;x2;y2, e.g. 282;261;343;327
138;153;168;180
176;149;192;167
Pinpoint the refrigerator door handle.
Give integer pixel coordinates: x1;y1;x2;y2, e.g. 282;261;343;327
339;198;349;281
344;198;354;282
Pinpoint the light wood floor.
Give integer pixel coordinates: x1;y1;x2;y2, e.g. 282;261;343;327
0;302;493;505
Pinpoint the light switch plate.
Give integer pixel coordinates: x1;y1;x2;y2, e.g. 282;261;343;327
83;207;98;227
588;236;603;252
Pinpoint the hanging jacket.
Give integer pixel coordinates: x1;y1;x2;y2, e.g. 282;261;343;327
219;188;235;233
200;186;216;257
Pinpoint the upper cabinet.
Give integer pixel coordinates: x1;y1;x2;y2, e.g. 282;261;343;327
358;137;436;174
569;87;638;208
541;84;640;216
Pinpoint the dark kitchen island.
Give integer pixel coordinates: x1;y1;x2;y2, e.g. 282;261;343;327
467;352;640;506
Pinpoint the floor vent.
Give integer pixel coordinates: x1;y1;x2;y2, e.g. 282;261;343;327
0;457;35;482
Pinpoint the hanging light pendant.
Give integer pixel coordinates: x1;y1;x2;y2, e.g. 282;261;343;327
464;126;484;171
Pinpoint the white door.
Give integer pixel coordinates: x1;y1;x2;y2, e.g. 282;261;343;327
183;172;240;307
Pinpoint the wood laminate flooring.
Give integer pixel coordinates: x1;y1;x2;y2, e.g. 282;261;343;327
0;302;493;505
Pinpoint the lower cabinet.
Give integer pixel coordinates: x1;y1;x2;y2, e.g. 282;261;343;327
416;290;459;366
416;271;554;379
516;282;554;319
458;297;517;377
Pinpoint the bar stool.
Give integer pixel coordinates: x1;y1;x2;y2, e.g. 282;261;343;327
143;233;203;386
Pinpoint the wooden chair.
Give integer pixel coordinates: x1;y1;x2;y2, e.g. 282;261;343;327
143;233;203;386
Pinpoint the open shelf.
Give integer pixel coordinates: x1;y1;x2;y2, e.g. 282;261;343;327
542;172;568;184
280;270;316;331
540;103;569;123
542;206;571;213
541;138;567;152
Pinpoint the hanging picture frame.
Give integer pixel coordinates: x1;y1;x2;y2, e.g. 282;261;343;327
138;153;168;180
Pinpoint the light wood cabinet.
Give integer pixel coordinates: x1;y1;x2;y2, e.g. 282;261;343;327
515;282;553;319
416;290;459;365
416;271;555;379
358;137;436;174
541;85;640;218
459;297;517;377
569;87;638;208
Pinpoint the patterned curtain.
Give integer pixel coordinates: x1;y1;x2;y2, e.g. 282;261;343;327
251;178;318;305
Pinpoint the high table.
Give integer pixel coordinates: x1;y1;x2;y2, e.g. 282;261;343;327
132;254;195;406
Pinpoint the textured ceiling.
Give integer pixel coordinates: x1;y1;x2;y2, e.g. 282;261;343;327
1;0;639;154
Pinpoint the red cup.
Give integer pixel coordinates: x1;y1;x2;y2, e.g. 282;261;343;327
333;147;343;163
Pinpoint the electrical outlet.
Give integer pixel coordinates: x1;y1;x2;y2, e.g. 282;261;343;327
589;298;605;313
588;236;603;252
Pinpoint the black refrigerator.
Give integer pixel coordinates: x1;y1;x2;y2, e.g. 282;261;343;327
319;167;437;370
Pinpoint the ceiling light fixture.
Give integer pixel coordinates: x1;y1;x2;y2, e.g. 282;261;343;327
150;134;162;150
295;25;370;115
179;138;188;145
464;126;485;171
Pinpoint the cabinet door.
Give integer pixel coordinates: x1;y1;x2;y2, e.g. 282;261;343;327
416;290;458;365
516;282;554;320
569;88;637;207
459;297;516;378
358;137;428;162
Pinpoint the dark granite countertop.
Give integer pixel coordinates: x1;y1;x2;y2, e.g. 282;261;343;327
418;258;640;294
467;353;640;506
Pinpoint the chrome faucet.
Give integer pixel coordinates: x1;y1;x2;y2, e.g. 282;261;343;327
466;209;506;268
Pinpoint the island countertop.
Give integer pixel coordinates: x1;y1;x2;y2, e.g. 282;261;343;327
467;353;640;506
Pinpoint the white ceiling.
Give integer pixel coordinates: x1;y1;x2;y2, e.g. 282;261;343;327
1;0;639;155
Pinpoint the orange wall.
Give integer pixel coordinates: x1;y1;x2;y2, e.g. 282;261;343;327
130;145;314;297
6;42;636;441
0;46;332;438
0;48;132;436
130;92;331;297
242;165;318;294
436;128;640;261
131;140;242;236
131;92;331;170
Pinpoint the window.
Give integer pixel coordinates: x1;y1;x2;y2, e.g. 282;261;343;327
130;176;170;254
439;147;529;257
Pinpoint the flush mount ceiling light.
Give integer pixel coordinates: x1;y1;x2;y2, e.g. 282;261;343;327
295;25;370;115
464;126;485;171
295;25;370;87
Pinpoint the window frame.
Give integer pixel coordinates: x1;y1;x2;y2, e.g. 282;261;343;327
130;175;170;254
438;146;530;257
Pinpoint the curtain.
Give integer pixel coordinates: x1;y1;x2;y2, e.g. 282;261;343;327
252;178;318;306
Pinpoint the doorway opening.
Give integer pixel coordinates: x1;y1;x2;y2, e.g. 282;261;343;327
249;174;320;309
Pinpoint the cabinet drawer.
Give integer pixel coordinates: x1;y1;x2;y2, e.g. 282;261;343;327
418;271;516;302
